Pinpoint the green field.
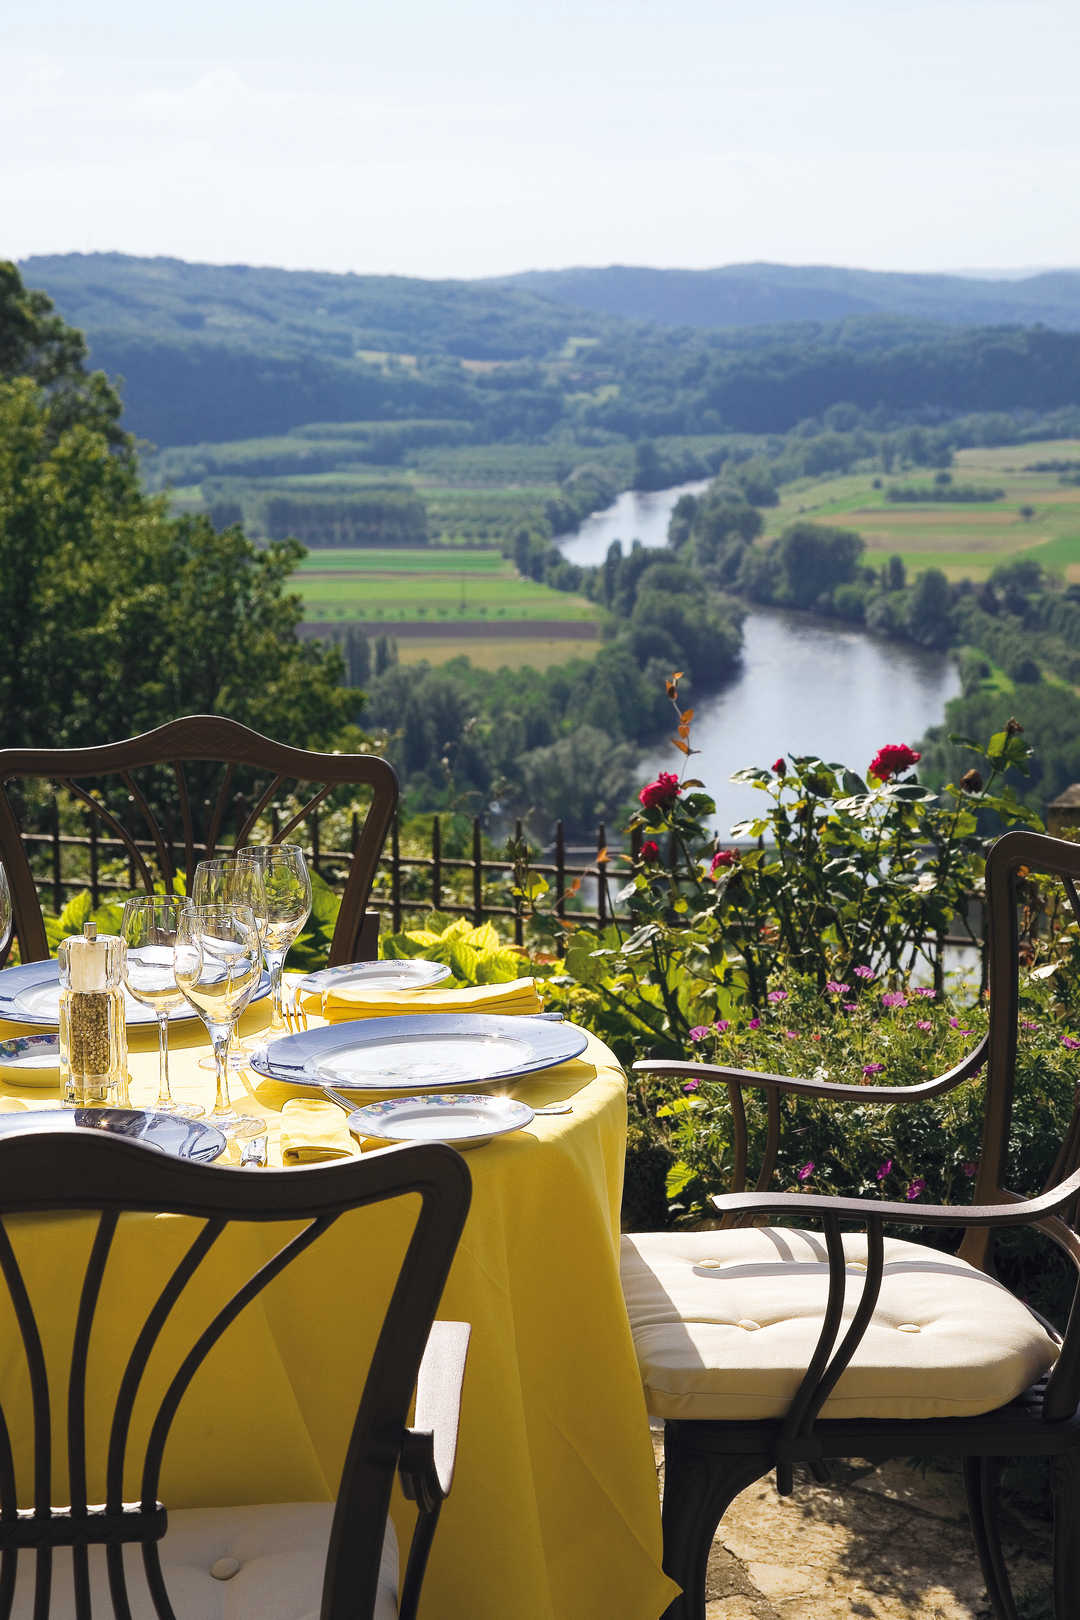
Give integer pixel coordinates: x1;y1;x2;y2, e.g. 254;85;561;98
395;636;599;672
295;547;597;626
763;440;1080;580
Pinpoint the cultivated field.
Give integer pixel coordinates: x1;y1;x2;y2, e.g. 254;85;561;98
762;439;1080;580
294;548;598;656
394;636;599;672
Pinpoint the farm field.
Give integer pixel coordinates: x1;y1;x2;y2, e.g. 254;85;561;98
294;546;597;626
394;636;600;672
762;439;1080;580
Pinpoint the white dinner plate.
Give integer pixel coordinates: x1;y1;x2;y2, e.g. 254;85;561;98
0;1034;62;1089
297;959;451;997
0;959;272;1029
0;1108;226;1162
249;1012;588;1093
348;1092;535;1149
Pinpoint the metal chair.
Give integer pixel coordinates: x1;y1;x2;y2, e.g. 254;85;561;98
627;829;1080;1620
0;716;398;966
0;1128;471;1619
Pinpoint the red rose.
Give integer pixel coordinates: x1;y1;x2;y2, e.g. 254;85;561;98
638;771;681;810
772;757;786;776
710;848;736;876
640;839;660;861
868;743;922;782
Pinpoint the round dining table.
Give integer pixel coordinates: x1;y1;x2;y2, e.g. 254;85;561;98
0;990;678;1620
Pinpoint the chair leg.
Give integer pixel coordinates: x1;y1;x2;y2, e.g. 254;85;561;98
659;1424;769;1620
1052;1450;1080;1620
962;1456;1019;1620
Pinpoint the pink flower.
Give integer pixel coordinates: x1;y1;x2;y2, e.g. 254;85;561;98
915;1019;933;1032
905;1178;927;1201
689;1026;709;1042
949;1018;971;1034
784;1030;800;1040
869;743;922;782
913;987;936;998
962;1161;977;1177
876;1159;893;1180
768;989;788;1003
881;991;908;1009
714;1020;730;1034
862;1063;885;1076
797;1161;814;1181
710;848;736;875
747;1018;761;1030
825;980;849;995
772;757;787;776
638;771;681;810
1062;1036;1080;1051
853;965;875;980
640;839;660;862
1021;1019;1040;1031
683;1079;701;1093
842;1001;859;1012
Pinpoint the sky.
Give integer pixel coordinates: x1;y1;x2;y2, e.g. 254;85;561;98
6;0;1080;281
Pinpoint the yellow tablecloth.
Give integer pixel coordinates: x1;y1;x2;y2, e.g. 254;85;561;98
0;994;678;1620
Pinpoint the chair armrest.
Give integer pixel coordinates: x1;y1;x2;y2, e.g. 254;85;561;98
634;1033;988;1106
399;1320;471;1512
710;1159;1080;1230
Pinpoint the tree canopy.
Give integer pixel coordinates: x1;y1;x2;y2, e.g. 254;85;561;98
0;263;349;752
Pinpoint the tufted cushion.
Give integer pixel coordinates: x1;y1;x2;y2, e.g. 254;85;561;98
9;1501;398;1619
621;1228;1060;1422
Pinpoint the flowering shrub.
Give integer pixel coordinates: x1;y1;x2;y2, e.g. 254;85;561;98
549;681;1041;1061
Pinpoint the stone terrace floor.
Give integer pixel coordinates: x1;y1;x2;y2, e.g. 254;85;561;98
651;1429;1052;1619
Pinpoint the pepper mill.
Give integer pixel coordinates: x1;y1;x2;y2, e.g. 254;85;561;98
58;921;128;1106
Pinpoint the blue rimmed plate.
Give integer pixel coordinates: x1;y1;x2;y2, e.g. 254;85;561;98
0;1108;226;1162
297;959;451;997
0;1033;62;1089
0;959;272;1029
348;1093;534;1149
249;1012;588;1093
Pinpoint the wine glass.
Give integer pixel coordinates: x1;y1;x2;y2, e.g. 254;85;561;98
0;862;11;963
234;845;312;1039
174;902;263;1139
191;858;254;1066
121;896;204;1118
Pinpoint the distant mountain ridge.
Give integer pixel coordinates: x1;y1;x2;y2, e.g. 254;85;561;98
494;262;1080;331
14;252;1080;448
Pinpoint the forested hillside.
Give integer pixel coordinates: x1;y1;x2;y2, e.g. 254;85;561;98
20;254;1080;450
501;263;1080;331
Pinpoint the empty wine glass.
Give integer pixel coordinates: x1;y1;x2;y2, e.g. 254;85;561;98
174;902;263;1139
192;857;257;1066
121;896;204;1118
234;845;311;1039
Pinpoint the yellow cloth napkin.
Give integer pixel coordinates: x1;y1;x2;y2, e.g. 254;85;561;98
0;1099;27;1113
279;1099;357;1165
302;974;543;1024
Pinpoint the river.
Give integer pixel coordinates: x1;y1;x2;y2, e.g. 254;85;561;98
555;481;962;835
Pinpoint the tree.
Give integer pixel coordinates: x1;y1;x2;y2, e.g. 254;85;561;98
0;266;349;752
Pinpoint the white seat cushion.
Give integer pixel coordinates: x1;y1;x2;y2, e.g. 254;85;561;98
10;1501;398;1620
621;1227;1060;1422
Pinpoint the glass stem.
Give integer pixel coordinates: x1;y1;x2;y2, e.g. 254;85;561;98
156;1011;173;1106
211;1026;232;1118
268;953;287;1033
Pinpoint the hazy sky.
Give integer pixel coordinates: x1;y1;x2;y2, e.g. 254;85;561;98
6;0;1080;280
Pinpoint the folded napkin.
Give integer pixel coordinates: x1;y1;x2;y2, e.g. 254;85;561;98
301;975;543;1025
0;1099;27;1113
279;1099;357;1165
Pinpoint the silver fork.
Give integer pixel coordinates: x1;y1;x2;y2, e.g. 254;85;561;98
282;991;356;1118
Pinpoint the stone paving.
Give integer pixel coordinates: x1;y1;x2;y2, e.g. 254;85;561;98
652;1430;1051;1619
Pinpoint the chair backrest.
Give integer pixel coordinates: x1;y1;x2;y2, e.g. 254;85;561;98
0;716;398;966
0;1129;470;1620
